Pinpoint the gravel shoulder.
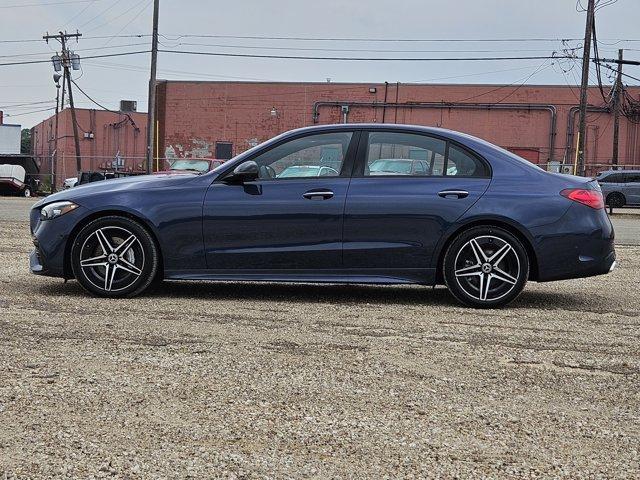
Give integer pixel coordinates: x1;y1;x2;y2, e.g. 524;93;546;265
0;218;639;478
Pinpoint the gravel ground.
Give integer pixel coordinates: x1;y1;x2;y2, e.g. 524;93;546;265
0;217;639;479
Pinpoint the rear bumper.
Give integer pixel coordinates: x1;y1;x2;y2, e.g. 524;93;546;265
533;204;616;282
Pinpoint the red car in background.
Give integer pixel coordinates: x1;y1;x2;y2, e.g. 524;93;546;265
155;158;226;175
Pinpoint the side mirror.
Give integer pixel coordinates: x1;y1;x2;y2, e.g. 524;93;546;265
227;161;259;183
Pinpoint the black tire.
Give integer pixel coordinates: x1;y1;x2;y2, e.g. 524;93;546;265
443;226;529;308
606;192;626;209
70;216;159;298
22;187;32;197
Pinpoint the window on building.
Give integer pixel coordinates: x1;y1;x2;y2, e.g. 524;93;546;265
215;142;233;160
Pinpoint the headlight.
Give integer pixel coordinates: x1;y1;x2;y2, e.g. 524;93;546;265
40;201;78;221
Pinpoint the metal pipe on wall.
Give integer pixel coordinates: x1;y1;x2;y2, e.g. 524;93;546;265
565;105;610;164
312;101;558;162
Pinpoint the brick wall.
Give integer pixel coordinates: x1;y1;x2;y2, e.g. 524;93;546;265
157;81;640;175
31;108;147;185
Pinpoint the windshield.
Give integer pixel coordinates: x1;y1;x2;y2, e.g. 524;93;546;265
370;160;412;174
169;159;210;173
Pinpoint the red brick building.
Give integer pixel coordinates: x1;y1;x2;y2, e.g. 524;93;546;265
31;108;147;187
156;81;640;175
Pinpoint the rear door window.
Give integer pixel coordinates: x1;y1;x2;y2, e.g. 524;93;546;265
446;145;489;177
600;173;626;183
363;131;489;178
626;173;640;183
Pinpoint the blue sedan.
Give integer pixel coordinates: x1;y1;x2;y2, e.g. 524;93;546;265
29;124;616;307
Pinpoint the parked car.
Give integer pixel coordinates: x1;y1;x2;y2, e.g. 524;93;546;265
596;169;640;207
29;124;615;308
62;177;78;189
277;165;339;178
155;158;225;175
0;164;37;197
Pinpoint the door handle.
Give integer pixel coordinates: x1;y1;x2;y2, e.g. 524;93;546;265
438;190;469;199
303;189;334;200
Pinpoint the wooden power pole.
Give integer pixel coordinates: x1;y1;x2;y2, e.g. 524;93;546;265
146;0;160;174
577;0;596;176
44;31;83;175
612;49;623;168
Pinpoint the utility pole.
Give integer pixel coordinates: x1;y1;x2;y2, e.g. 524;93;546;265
577;0;595;176
44;31;83;175
146;0;160;174
52;73;61;193
612;49;624;169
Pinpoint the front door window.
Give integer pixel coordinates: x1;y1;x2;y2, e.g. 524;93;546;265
250;132;353;180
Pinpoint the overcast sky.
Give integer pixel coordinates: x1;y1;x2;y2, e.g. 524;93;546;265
1;0;639;128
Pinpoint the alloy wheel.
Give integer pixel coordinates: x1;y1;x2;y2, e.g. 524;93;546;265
79;226;145;292
453;235;521;302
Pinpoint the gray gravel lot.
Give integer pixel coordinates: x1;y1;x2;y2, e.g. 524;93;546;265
0;199;639;478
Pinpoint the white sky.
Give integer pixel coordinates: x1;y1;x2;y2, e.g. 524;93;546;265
1;0;638;128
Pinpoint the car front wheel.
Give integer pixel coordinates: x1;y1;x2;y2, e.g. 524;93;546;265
443;226;529;308
71;216;159;297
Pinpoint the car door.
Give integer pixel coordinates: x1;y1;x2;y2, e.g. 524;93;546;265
623;173;640;204
343;129;491;271
203;130;358;270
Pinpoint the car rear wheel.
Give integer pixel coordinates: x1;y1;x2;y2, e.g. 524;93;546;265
443;226;529;308
71;216;159;298
606;192;626;208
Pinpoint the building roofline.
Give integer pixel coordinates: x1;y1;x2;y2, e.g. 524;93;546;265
157;79;638;89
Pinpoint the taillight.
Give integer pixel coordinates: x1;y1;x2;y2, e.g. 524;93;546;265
560;188;604;209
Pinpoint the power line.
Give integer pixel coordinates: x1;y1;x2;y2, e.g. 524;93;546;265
0;0;92;8
0;100;55;108
85;0;150;34
4;34;640;45
4;106;56;117
158;49;573;62
156;40;581;55
64;0;100;27
0;42;149;59
102;0;152;46
0;49;150;66
78;0;126;29
597;62;640;82
70;77;115;111
455;59;553;103
160;34;587;43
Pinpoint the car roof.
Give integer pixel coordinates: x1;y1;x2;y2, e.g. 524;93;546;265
279;123;510;158
286;122;471;139
599;169;640;174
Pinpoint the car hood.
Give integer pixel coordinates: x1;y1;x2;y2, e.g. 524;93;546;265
33;174;198;208
154;169;200;175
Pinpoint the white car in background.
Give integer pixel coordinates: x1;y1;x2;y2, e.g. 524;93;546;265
62;177;78;189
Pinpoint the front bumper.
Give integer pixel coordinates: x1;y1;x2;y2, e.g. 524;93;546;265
29;204;86;279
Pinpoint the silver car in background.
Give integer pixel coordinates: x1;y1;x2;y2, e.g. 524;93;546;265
597;170;640;208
